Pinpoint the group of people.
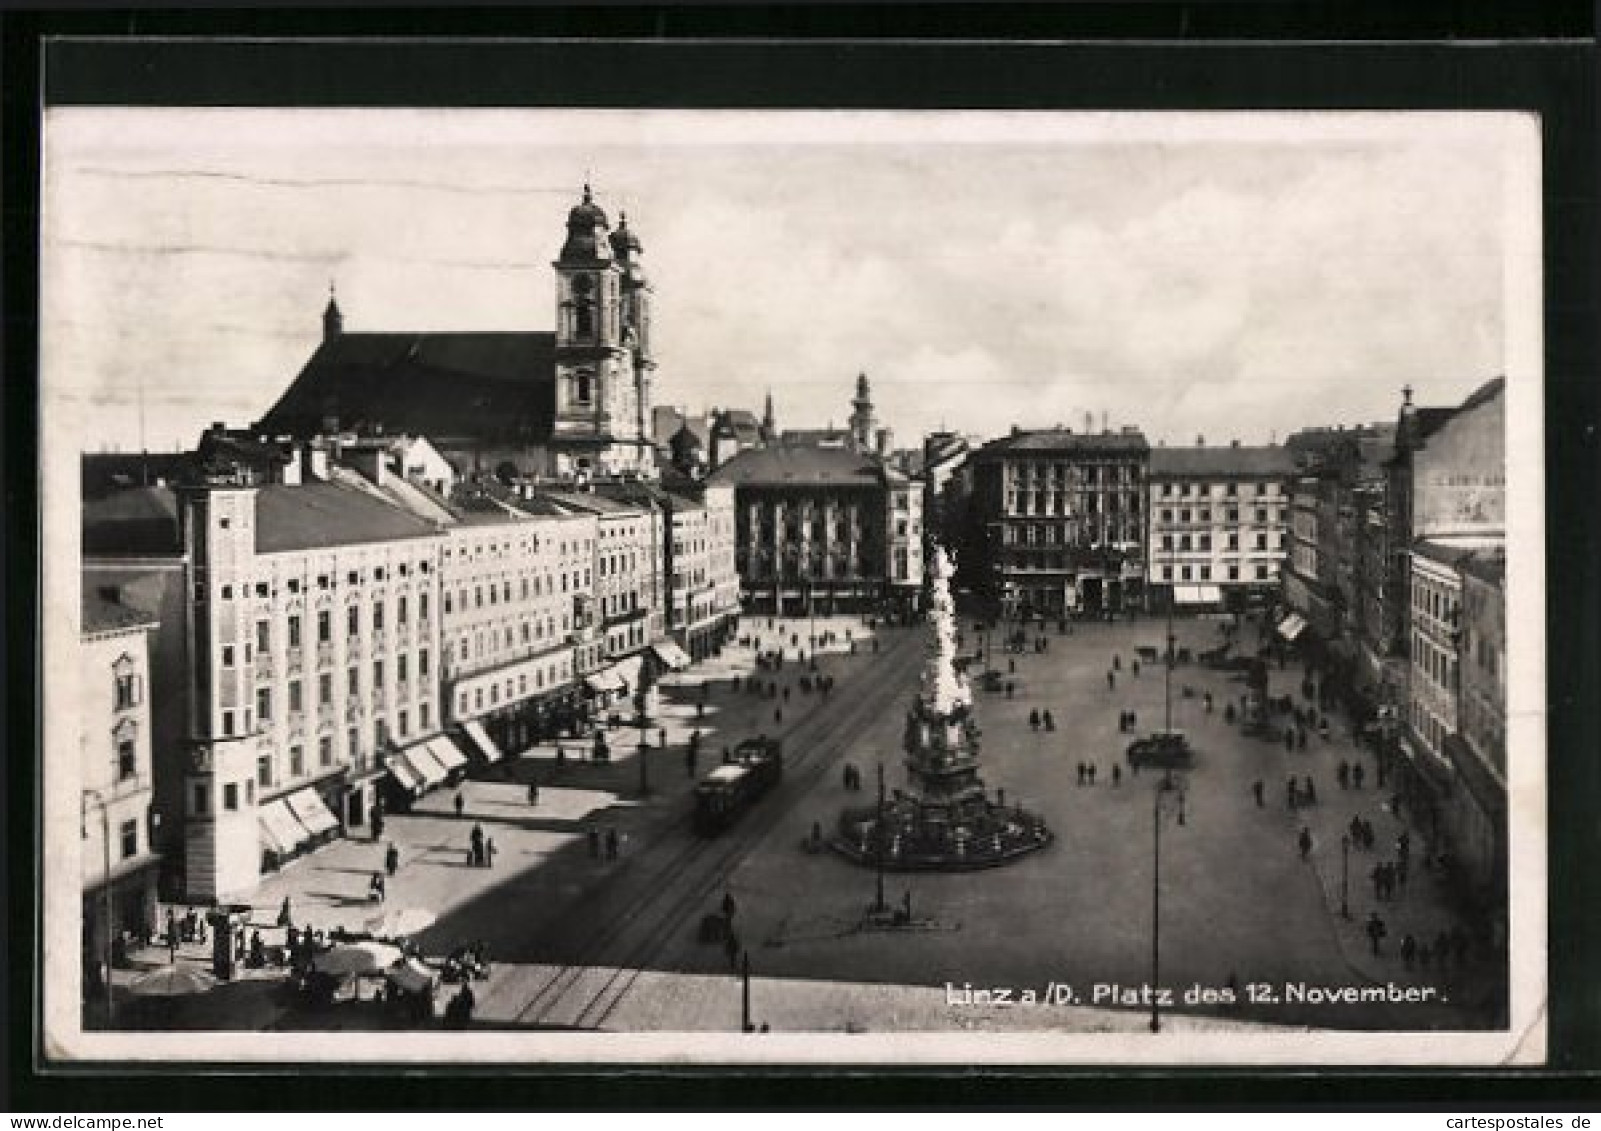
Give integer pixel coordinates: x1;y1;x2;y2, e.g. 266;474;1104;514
1075;761;1118;787
586;823;622;861
1027;708;1056;732
467;822;495;868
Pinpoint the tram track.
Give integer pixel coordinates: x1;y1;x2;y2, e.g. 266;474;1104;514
503;628;920;1029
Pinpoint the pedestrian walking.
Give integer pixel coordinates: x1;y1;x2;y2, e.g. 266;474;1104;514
385;843;399;878
1107;670;1116;692
587;825;601;859
371;809;385;841
1029;709;1040;731
528;781;540;806
1076;763;1086;786
1043;710;1055;731
1284;729;1295;753
1087;763;1097;786
1286;778;1298;810
485;838;496;868
1111;764;1121;787
1006;681;1015;699
1397;830;1411;862
722;891;738;921
605;827;619;861
370;872;386;903
1008;658;1016;675
1337;761;1350;789
1303;776;1317;806
1113;654;1121;671
1352;762;1365;789
1132;659;1141;677
1297;727;1308;751
1252;780;1265;808
166;910;180;963
1298;826;1313;860
454;790;465;818
1366;911;1387;956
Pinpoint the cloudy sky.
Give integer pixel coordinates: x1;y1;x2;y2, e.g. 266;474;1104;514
43;109;1536;453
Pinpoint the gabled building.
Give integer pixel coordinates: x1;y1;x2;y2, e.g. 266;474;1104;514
708;443;924;618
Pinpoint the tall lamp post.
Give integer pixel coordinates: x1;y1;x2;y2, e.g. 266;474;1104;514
740;949;753;1032
1340;834;1351;920
635;680;651;796
82;788;114;1025
1150;777;1186;1033
874;762;888;914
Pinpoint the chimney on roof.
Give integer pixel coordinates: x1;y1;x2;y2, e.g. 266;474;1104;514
305;443;330;481
1231;439;1241;448
1011;424;1022;437
876;427;893;457
1196;434;1204;446
1102;410;1108;433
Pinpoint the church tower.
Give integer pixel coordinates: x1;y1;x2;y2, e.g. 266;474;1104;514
849;372;877;454
609;211;656;463
322;283;343;342
551;184;652;478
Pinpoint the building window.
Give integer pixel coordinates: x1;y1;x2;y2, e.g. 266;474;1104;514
256;688;272;722
288;680;303;712
348;727;360;760
257;756;273;789
289;745;304;777
1255;534;1268;550
398;596;409;624
319;672;332;706
222;645;235;668
317;610;331;644
347;605;360;637
1255;564;1270;580
1200;565;1212;581
419;649;430;677
347;667;359;697
398;655;409;684
374;660;385;689
114;667;141;710
420;703;431;731
319;736;332;767
256;621;271;653
1181;565;1193;581
114;731;137;779
120;819;138;860
420;593;430;621
373;602;385;632
288;615;302;648
223;783;239;812
222;710;235;737
1161;566;1173;581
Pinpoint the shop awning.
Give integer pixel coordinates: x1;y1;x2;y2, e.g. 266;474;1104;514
406;741;451;787
461;720;503;764
385;749;426;794
610;655;645;695
285;788;341;837
258;800;310;856
426;734;469;773
649;641;692;671
584;669;623;693
1174;585;1223;606
1276;613;1307;641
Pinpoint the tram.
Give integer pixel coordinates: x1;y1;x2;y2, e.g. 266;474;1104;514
692;738;784;836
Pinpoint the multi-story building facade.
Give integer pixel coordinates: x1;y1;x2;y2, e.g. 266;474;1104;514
967;428;1149;618
80;591;162;993
1454;548;1506;904
177;460;448;900
709;444;924;618
1144;443;1292;611
438;497;598;758
662;482;741;661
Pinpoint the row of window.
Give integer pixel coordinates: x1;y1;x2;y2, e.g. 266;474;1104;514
1004;492;1143;517
443;573;585;615
210;560;432;602
455;656;576;719
238;598;431;658
1154;480;1280;498
1005;463;1142;486
1158;563;1275;582
83;814;143;862
1161;533;1277;552
1156;507;1284;525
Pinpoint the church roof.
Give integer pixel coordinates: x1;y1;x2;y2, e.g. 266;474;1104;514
974;429;1150;457
257;331;557;445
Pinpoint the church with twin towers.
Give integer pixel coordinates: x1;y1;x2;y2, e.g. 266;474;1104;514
259;184;660;481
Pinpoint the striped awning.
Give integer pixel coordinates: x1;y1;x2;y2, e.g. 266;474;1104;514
462;720;503;764
258;800;310;855
385;749;426;793
285;788;341;837
406;741;451;787
649;641;692;671
426;734;469;773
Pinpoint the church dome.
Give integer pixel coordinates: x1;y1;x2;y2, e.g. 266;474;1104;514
609;213;643;258
559;184;613;263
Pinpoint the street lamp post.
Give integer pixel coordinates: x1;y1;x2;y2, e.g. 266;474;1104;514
1340;834;1351;919
874;762;888;914
741;949;753;1032
83;789;114;1025
1150;778;1186;1033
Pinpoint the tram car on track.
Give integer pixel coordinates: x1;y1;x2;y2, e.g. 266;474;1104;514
692;738;784;836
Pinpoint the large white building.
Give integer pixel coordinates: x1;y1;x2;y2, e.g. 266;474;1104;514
1145;443;1294;611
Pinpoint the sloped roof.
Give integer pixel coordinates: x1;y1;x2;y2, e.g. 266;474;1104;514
83;486;182;557
82;453;194;500
1413;536;1502;569
1458;546;1506;587
258;332;557;444
254;481;442;553
975;429;1150;457
1148;445;1294;478
82;590;157;636
706;444;901;488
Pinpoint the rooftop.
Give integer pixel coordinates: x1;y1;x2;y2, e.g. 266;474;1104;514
257;331;557;444
706;444;906;489
974;428;1150;457
254;480;443;553
1148;445;1295;478
82;590;157;636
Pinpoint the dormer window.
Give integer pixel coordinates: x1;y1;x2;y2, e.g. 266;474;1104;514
575;371;594;405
